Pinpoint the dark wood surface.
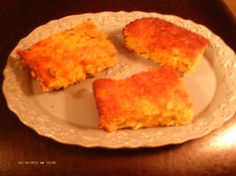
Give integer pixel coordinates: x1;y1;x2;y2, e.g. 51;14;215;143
1;0;236;175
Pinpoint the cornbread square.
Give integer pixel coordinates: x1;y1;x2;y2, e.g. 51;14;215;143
18;20;117;92
93;66;193;132
123;17;209;73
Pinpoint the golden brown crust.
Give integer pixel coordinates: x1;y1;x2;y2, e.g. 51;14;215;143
93;66;193;132
18;20;117;92
123;17;209;73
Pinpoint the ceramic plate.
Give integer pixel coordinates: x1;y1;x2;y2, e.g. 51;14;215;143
3;11;236;148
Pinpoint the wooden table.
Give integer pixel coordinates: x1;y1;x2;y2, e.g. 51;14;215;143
1;0;236;175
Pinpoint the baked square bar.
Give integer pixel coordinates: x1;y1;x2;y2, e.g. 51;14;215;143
123;17;209;73
18;20;117;92
93;66;193;132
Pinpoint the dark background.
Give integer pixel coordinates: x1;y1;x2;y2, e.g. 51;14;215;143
1;0;236;175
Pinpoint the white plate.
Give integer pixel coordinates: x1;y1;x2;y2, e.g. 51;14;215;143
3;11;236;148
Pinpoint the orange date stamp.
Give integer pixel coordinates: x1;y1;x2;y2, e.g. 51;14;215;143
18;160;56;165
